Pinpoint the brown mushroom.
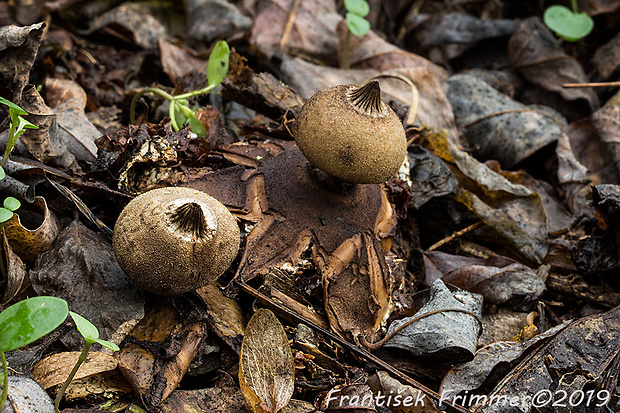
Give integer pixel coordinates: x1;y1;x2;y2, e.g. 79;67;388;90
112;187;239;295
294;81;407;184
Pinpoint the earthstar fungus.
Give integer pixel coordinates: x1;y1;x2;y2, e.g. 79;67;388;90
294;81;407;184
113;187;240;295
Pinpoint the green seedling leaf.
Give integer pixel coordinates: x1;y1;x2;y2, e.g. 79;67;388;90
544;5;593;42
0;296;68;352
0;208;13;223
344;0;369;17
0;167;5;180
346;13;371;37
70;312;120;351
207;40;230;89
187;112;207;138
0;96;28;116
3;197;20;211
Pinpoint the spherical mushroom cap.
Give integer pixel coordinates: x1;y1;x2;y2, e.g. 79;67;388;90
112;187;240;295
294;81;407;184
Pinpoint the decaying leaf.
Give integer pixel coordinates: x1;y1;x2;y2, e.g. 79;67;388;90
196;284;246;353
30;220;145;350
367;371;439;413
1;230;28;305
0;21;45;103
33;351;127;402
424;251;546;310
239;308;295;413
117;297;207;410
4;196;60;265
508;17;598;112
469;306;620;412
440;322;568;405
419;131;549;263
384;279;483;362
443;74;561;168
45;78;101;163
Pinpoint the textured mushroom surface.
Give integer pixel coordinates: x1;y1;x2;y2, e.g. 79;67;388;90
113;187;239;295
294;82;407;184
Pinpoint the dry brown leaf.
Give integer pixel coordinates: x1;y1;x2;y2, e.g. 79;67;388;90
239;308;294;413
196;284;246;353
1;230;28;305
508;17;598;112
4;196;60;265
33;351;118;390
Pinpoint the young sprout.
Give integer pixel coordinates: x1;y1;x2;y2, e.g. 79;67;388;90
344;0;370;70
544;0;593;42
0;96;39;167
0;296;69;411
54;311;120;412
129;40;230;137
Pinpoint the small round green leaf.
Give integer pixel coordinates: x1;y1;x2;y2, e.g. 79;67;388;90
344;0;369;17
544;5;593;42
0;166;5;180
346;13;371;37
0;208;14;223
70;311;99;342
0;297;68;352
207;40;230;89
4;197;20;211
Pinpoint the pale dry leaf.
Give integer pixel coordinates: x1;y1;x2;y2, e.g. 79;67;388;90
239;308;294;413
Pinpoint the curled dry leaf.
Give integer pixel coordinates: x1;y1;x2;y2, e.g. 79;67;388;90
117;298;207;410
87;3;167;49
1;230;28;306
440;322;568;405
508;17;598;112
0;21;45;103
592;31;620;80
196;284;246;353
239;308;295;413
338;21;447;81
158;38;206;84
384;279;483;362
4;196;60;265
2;376;56;413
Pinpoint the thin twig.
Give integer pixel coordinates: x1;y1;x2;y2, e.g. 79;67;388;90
563;81;620;88
428;221;484;251
280;0;302;50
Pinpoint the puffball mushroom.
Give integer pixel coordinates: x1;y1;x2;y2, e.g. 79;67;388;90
112;187;239;296
294;81;407;184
